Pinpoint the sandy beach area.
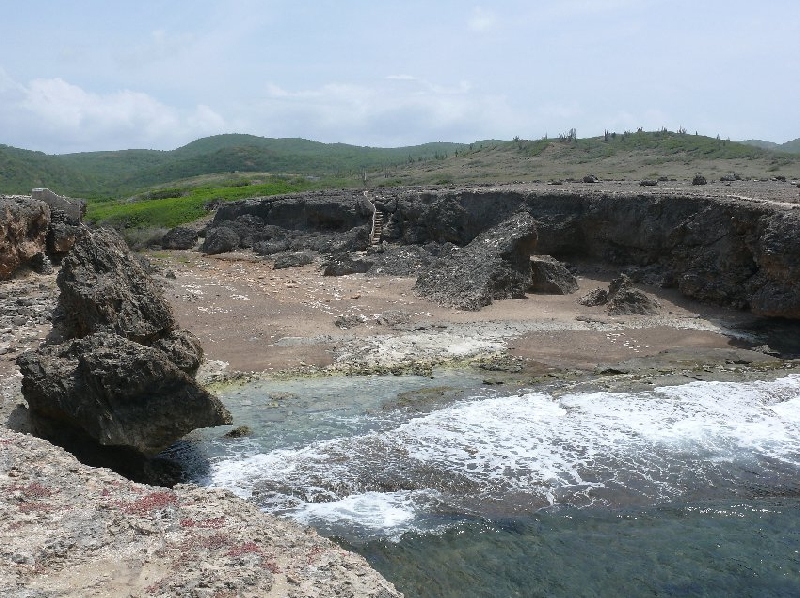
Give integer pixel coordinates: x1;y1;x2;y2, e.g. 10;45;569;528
146;248;789;390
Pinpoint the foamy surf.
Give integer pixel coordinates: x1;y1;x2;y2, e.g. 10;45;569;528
199;374;800;540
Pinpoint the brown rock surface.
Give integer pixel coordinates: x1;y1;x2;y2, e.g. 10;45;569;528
0;195;50;280
0;427;402;597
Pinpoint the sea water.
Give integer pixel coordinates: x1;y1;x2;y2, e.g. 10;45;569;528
169;372;800;597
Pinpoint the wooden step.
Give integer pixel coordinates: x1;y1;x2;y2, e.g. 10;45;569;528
371;212;384;245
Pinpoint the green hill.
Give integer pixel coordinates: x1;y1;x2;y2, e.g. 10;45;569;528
0;145;99;196
740;138;800;154
376;130;797;187
1;131;798;205
10;134;467;198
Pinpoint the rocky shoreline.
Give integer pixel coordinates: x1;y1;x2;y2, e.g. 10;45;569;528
3;181;800;596
0;426;401;598
0;223;403;596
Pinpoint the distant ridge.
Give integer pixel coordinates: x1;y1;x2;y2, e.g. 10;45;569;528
740;138;800;154
1;131;797;200
0;134;467;198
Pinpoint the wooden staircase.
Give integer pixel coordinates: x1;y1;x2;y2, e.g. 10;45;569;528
370;211;384;245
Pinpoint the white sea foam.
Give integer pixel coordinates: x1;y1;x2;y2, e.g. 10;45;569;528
205;375;800;536
290;490;430;540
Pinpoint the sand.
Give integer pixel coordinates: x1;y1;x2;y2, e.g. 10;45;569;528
145;249;780;387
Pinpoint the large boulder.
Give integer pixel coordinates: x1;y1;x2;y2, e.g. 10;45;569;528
17;225;230;472
272;251;314;269
529;255;578;294
322;253;374;276
0;195;50;280
161;226;199;250
201;226;240;254
53;227;176;343
414;212;538;310
16;333;231;456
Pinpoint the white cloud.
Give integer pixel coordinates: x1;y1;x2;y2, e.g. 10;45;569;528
468;7;498;32
249;77;513;146
0;73;227;152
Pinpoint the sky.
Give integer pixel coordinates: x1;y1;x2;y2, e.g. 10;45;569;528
1;0;798;154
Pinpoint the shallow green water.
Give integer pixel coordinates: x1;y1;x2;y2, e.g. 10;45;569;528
350;500;800;597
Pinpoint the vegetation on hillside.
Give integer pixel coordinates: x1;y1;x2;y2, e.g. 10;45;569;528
740;137;800;154
86;176;313;229
3;134;468;199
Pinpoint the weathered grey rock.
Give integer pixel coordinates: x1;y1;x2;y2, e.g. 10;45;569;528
151;329;204;375
17;332;231;456
212;190;373;234
361;243;445;277
529;255;578;294
253;238;291;256
161;226;198;250
692;174;707;185
583;175;599;183
335;313;368;329
201;226;239;254
272;251;314;269
53;226;176;343
414;211;538;310
577;275;660;315
606;275;661;315
330;225;371;253
639;179;658;187
28;251;54;274
47;208;83;259
0;195;50;280
577;287;608;307
17;225;226;467
323;254;374;276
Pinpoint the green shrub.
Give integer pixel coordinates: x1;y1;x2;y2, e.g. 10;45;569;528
86;177;312;230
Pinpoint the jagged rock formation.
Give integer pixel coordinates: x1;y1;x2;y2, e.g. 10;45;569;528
0;196;50;280
578;274;661;315
16;226;231;474
529;255;578;295
53;227;177;343
16;332;228;456
414;212;538;310
1;191;85;280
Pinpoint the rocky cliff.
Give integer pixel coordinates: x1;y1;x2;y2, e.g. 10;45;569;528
207;184;800;318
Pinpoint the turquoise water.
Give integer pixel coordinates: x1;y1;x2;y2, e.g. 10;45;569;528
170;372;800;597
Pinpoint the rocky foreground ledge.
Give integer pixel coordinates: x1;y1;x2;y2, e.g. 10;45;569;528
0;208;402;597
0;426;401;598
